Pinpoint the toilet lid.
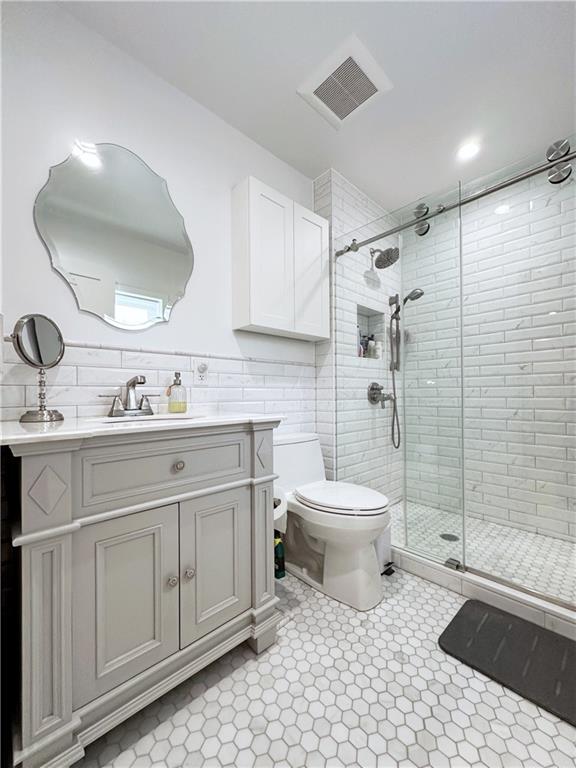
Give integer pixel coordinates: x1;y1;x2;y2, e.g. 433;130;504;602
294;481;389;516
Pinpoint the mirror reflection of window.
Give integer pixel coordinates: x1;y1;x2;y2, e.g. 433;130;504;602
114;290;164;326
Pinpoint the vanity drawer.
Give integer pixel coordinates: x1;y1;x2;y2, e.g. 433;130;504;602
75;432;250;515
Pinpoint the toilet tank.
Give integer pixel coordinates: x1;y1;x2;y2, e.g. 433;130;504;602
273;432;326;491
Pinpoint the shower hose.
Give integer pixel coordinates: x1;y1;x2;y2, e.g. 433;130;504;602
391;367;401;449
389;313;401;450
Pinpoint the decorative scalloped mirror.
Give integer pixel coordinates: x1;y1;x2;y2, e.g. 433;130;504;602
34;142;194;330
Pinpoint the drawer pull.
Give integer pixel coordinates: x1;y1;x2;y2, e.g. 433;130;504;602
167;576;179;588
184;568;196;580
172;460;186;473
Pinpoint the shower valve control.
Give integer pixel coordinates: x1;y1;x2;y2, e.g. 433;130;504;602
367;382;395;408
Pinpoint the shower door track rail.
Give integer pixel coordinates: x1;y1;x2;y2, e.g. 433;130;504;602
335;149;576;256
464;565;575;613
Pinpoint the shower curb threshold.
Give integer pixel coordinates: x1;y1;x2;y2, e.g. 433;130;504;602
391;546;576;641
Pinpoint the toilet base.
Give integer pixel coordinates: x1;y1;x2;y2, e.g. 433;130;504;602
283;501;388;611
324;542;383;611
285;541;384;612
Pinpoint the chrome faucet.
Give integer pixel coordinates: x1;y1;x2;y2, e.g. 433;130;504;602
101;375;155;417
126;375;146;410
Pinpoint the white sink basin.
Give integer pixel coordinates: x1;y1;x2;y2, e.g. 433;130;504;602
96;413;203;425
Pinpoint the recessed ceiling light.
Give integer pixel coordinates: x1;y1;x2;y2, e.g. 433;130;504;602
457;141;481;162
495;204;509;215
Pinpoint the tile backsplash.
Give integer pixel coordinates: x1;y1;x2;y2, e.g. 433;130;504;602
0;338;316;432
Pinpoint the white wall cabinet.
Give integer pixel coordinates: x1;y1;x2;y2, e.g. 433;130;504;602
232;177;330;341
7;417;279;768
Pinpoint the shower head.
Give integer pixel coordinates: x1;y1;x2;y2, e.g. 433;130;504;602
403;288;424;304
370;247;399;269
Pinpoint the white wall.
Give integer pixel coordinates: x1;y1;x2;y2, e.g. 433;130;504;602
1;3;314;364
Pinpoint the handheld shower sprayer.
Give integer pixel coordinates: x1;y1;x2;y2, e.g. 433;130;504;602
403;288;425;304
389;287;424;449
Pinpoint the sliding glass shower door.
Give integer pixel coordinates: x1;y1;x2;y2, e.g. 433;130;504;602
332;139;574;607
459;152;575;606
399;192;465;568
399;145;575;607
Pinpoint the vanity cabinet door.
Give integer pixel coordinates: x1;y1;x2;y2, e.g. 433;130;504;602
180;488;251;648
72;504;180;708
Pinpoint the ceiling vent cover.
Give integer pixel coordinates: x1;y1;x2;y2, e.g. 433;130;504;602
298;36;393;130
313;57;378;121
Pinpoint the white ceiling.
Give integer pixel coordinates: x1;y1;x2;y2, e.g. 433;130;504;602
65;1;575;211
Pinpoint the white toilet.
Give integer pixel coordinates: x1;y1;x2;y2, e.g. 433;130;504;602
273;432;390;611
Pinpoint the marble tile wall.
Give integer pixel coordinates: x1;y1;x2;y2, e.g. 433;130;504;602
314;170;403;503
0;338;316;433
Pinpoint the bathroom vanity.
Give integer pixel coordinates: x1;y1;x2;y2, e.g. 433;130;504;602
2;414;280;768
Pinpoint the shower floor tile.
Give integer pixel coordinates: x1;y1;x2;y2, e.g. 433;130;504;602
73;570;575;768
391;502;576;606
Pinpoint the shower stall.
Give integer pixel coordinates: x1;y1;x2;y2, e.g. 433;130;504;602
327;137;575;609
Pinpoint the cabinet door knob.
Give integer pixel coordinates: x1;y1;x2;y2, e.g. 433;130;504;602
172;460;185;472
184;568;196;580
167;576;179;587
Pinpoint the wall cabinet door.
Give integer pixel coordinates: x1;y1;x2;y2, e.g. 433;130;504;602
232;176;329;340
72;504;179;708
293;203;330;339
180;487;251;648
249;178;295;332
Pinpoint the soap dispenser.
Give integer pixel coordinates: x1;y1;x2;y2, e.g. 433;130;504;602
167;372;187;413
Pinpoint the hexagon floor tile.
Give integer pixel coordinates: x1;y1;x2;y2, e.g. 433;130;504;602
73;570;576;768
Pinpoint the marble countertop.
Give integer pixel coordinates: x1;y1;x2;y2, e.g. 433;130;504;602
0;412;283;447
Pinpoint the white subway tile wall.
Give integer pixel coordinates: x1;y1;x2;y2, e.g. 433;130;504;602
402;171;575;542
0;339;316;433
315;169;403;502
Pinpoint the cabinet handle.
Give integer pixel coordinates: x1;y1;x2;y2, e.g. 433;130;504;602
184;568;196;580
167;576;179;587
172;460;186;472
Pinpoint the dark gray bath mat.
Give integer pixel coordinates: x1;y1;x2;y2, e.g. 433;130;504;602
439;600;576;726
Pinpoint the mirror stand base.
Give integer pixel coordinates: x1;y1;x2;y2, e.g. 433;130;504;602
19;366;66;423
20;409;65;423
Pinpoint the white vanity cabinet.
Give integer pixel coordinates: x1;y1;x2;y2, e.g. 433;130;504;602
232;176;330;341
180;488;252;648
72;503;181;708
5;416;280;768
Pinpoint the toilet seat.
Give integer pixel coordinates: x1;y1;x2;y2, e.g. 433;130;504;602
294;481;389;516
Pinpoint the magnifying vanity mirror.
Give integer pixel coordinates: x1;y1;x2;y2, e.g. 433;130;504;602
11;314;65;423
34;142;194;330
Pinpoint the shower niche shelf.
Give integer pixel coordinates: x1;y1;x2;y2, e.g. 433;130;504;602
356;303;386;361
